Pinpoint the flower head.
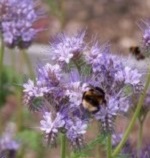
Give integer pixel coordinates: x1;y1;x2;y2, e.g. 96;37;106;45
86;43;142;132
140;20;150;49
23;64;65;111
65;117;87;150
0;0;44;49
40;112;65;145
50;30;86;65
0;123;20;157
132;144;150;158
23;32;143;150
94;95;129;133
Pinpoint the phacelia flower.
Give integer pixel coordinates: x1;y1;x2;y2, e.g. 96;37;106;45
86;43;142;132
50;30;86;65
0;0;44;49
0;123;20;158
94;95;130;133
140;21;150;49
112;133;133;156
40;112;65;145
23;64;64;111
132;144;150;158
115;67;142;86
65;117;87;150
23;32;142;150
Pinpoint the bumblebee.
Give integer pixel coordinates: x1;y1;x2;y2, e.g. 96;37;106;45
129;46;145;60
82;86;106;114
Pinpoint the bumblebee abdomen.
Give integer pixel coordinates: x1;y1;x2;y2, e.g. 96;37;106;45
82;86;106;113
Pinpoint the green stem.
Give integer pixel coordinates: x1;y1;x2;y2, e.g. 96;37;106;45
16;52;24;131
0;39;4;133
0;39;4;101
16;84;23;131
61;133;66;158
107;134;112;158
137;118;144;158
112;70;150;158
59;0;65;28
21;49;35;81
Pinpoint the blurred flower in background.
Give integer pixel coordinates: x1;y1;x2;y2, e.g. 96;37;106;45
112;133;133;156
132;144;150;158
0;0;45;49
139;20;150;50
0;123;20;158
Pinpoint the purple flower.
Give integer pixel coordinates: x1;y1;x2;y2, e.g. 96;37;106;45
37;64;62;88
0;0;44;49
40;112;65;145
0;123;20;158
140;20;150;49
94;95;129;132
115;67;142;86
86;43;142;132
87;43;142;93
23;33;143;150
65;81;88;108
40;112;65;134
132;144;150;158
23;64;64;110
65;117;87;150
50;30;86;65
112;133;133;156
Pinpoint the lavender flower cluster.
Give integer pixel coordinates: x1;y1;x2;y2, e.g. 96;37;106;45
0;0;44;49
23;31;142;150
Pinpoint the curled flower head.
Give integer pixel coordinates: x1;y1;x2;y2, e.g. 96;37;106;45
65;117;87;150
40;112;65;145
0;0;44;49
23;64;65;111
37;64;62;88
50;30;86;65
94;95;129;133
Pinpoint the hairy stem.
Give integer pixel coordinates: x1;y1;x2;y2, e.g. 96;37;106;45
61;133;66;158
112;70;150;157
